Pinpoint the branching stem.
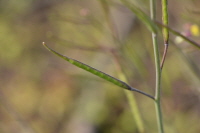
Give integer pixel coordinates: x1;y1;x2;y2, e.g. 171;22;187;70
150;0;164;133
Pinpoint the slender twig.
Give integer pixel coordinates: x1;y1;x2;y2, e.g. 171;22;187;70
150;0;164;133
160;44;168;69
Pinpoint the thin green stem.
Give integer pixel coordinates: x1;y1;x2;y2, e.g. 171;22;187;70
152;32;164;133
152;25;164;133
154;99;164;133
150;0;164;133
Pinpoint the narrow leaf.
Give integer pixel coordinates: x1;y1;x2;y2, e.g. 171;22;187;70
43;42;154;99
156;22;200;50
120;0;158;33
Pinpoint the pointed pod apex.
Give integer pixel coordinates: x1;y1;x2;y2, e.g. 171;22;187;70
42;42;46;46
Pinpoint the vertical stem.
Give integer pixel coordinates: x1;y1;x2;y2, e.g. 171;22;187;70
150;0;164;133
153;23;165;133
154;98;164;133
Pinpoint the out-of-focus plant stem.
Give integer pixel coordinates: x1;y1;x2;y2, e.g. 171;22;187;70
112;52;145;133
99;1;145;131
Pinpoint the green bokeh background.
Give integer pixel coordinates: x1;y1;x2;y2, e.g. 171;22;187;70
0;0;200;133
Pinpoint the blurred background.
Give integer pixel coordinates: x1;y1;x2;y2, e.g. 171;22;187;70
0;0;200;133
